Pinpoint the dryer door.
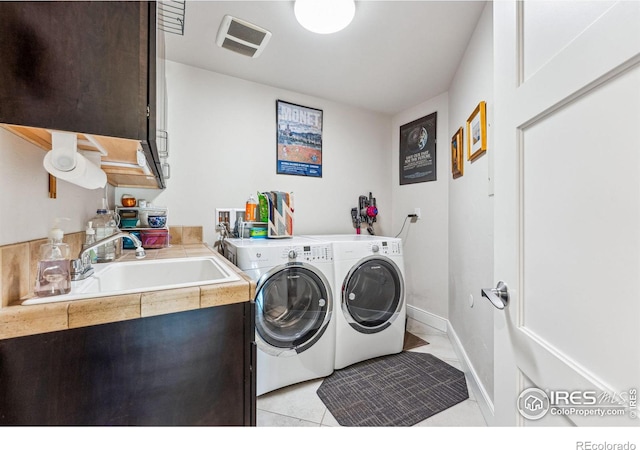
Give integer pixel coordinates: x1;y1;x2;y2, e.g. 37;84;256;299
255;263;332;355
342;256;404;334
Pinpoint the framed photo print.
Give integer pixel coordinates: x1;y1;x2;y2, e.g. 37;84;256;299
451;127;463;179
399;111;437;185
466;101;487;162
276;100;323;177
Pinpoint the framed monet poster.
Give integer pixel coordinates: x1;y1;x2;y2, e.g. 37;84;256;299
399;111;437;185
451;127;463;179
276;100;323;177
466;101;487;162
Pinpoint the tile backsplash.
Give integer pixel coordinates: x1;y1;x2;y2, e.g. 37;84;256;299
0;226;203;307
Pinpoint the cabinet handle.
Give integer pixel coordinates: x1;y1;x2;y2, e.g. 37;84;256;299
157;130;169;158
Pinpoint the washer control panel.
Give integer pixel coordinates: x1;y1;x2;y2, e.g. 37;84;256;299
282;244;333;262
368;240;402;255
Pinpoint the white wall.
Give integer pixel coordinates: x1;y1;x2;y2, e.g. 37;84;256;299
119;60;455;322
119;61;393;245
391;94;450;320
0;127;106;245
1;17;496;402
447;2;494;402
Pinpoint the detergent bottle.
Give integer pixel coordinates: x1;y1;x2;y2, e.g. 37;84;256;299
258;192;269;222
91;198;119;262
245;194;258;222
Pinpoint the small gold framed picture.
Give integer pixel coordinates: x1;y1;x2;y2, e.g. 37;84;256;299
451;127;463;179
466;101;487;162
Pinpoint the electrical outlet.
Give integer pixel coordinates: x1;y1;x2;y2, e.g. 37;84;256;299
414;208;421;220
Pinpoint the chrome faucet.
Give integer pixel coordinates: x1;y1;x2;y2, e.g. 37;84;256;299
71;231;146;281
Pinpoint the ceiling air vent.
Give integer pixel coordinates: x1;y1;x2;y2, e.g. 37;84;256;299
216;15;272;58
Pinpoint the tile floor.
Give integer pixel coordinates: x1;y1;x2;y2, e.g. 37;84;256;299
256;317;487;427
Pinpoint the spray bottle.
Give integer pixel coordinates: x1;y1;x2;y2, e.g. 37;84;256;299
34;218;71;297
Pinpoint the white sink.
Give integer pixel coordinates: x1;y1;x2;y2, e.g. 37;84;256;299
22;256;241;305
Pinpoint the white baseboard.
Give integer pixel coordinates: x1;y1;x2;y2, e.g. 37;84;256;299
406;304;495;426
446;322;496;426
406;304;448;332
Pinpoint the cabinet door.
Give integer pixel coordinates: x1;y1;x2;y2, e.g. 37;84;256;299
0;1;150;141
0;303;256;426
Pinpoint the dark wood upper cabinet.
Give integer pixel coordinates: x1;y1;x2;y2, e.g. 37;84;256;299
0;1;165;189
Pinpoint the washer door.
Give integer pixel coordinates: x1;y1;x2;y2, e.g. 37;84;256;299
255;263;332;356
341;256;404;334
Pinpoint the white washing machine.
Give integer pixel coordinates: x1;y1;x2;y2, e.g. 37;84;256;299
223;237;335;396
305;234;406;369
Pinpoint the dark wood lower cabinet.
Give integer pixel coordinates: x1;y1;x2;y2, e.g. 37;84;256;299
0;302;256;426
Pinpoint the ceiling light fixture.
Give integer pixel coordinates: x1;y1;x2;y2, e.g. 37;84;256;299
294;0;356;34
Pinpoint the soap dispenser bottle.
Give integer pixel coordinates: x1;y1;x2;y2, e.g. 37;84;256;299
34;219;71;297
83;221;97;264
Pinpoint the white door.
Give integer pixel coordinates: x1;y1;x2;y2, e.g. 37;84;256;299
493;1;640;426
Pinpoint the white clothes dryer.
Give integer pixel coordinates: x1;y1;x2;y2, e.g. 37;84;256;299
305;235;406;369
223;237;335;396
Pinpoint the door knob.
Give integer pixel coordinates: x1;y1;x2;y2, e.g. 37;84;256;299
481;281;509;310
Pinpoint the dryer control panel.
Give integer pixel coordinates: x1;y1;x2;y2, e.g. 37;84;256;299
369;240;402;256
282;244;333;262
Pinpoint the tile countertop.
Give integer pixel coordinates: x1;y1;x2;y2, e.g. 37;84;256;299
0;244;256;341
